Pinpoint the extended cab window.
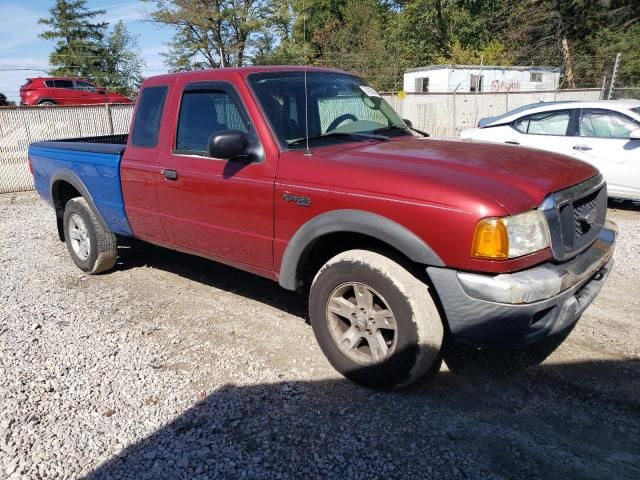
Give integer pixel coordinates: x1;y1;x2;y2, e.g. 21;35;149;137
175;90;248;154
579;109;639;139
512;110;572;136
130;86;168;148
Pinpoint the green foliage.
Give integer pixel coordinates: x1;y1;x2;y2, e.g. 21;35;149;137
145;0;271;70
39;0;108;78
97;21;145;97
594;23;640;87
39;1;144;96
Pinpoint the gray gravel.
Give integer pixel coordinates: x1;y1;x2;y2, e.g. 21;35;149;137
1;191;639;479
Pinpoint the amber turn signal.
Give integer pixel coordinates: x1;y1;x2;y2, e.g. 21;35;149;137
471;218;509;259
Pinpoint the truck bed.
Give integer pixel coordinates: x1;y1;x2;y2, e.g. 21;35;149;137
29;134;133;236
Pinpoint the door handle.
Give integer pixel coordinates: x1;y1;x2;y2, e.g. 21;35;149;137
573;144;592;151
162;169;178;180
505;140;520;145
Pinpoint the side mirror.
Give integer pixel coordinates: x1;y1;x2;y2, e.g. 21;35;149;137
403;118;413;128
629;129;640;140
208;129;249;160
97;87;106;94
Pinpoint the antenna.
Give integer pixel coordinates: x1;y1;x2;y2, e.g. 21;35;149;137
302;0;311;155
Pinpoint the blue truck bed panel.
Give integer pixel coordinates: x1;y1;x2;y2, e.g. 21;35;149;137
30;142;133;236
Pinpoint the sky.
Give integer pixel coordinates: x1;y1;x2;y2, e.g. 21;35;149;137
0;0;173;102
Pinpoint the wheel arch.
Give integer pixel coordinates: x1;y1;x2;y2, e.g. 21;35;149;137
50;170;110;241
278;209;444;291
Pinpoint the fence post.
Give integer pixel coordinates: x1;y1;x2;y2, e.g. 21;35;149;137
452;82;461;137
607;53;621;100
105;103;114;135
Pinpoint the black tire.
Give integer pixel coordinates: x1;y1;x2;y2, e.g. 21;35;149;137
38;100;56;106
63;197;117;274
309;250;443;389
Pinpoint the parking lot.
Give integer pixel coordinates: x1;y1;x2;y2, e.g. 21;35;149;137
1;191;639;479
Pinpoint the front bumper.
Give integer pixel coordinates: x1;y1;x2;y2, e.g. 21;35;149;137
428;221;617;347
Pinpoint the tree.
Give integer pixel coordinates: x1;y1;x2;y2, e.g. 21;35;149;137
98;21;145;97
39;0;108;78
145;0;271;70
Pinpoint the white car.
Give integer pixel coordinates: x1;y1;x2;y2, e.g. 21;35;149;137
460;100;640;200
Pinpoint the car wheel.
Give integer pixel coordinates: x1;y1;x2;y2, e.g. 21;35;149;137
309;250;443;389
63;198;117;274
38;100;56;106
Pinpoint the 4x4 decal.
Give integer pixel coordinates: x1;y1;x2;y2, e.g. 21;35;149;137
282;192;311;207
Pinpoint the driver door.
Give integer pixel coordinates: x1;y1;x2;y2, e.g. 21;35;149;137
156;81;275;271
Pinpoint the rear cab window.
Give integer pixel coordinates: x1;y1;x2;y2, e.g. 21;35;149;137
130;86;168;148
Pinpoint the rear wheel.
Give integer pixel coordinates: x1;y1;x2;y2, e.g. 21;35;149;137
38;100;56;106
63;198;117;274
309;250;443;389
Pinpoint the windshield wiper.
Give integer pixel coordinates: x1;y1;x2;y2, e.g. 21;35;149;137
374;124;430;137
287;131;389;146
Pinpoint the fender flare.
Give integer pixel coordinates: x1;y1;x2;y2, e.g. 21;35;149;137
50;169;111;240
278;209;444;290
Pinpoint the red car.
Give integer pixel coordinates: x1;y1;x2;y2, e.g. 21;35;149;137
20;77;133;106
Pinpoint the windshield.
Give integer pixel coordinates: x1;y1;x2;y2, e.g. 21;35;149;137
248;71;409;148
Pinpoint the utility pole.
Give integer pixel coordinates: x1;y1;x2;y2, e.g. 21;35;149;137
607;53;621;100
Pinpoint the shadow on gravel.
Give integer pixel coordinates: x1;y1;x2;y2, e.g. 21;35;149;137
114;238;308;319
89;238;640;479
85;355;640;480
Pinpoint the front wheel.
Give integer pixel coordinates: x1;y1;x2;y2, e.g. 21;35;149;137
309;250;443;389
63;198;117;274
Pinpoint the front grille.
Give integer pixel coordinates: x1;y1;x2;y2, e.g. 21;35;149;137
542;175;607;261
573;190;599;238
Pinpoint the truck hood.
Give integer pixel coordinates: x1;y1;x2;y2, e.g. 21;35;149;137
329;137;599;214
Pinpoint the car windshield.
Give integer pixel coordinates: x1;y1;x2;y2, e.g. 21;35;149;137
248;71;410;148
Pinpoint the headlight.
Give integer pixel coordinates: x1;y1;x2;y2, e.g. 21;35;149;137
471;210;550;260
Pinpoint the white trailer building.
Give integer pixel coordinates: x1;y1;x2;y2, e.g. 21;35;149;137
403;65;560;93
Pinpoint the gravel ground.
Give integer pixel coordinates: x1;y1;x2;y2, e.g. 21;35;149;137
1;191;639;480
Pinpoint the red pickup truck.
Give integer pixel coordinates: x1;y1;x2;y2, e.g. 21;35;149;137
29;66;616;389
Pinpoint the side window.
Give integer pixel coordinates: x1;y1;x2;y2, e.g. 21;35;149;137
579;109;639;139
513;116;530;133
513;110;571;136
53;80;74;89
130;86;168;148
44;80;54;88
176;90;248;153
75;81;97;92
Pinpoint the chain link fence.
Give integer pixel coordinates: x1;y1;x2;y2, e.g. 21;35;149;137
383;89;607;137
0;104;133;194
1;87;639;194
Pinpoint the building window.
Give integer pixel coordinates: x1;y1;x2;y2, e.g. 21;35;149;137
470;74;483;92
415;77;429;93
530;72;543;83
